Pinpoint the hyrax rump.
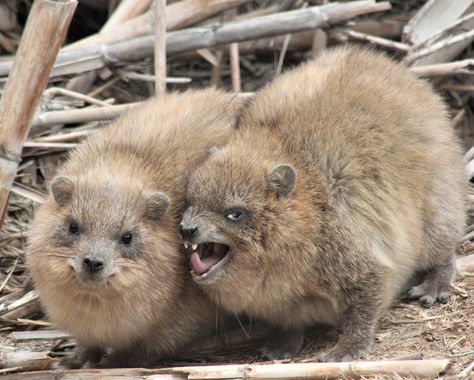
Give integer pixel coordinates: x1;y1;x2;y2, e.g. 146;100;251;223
27;89;242;368
180;47;466;361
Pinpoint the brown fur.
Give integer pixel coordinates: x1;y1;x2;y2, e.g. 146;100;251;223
181;47;467;361
27;89;242;368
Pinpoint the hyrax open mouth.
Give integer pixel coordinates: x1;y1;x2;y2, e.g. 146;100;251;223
184;242;231;281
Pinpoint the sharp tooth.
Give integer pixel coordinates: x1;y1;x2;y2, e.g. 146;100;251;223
192;244;198;250
184;243;189;249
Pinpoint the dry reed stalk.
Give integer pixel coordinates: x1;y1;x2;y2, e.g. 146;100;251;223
31;103;138;129
43;87;113;107
0;351;53;372
66;0;254;51
0;0;77;230
0;291;37;316
9;329;71;341
409;59;474;77
101;0;152;33
0;1;391;79
343;29;409;52
403;0;473;46
122;72;191;84
227;10;241;93
155;0;167;96
403;0;474;66
170;360;450;379
229;42;241;92
0;359;449;379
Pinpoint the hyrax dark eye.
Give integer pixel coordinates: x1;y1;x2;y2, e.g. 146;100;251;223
68;221;79;235
120;233;133;245
225;211;243;222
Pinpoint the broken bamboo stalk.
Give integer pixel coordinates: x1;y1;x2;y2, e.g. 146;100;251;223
9;329;71;342
66;0;254;51
155;0;167;96
403;0;474;66
0;359;450;379
0;291;38;316
168;360;450;379
0;0;77;229
403;0;473;46
101;0;152;33
0;1;391;79
0;351;53;372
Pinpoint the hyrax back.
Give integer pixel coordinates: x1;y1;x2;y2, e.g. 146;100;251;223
180;47;466;361
27;89;242;368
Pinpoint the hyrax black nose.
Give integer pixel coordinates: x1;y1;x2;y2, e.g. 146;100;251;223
83;257;104;273
178;223;199;239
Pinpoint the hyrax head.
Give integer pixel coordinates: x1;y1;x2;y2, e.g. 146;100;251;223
180;146;298;287
29;173;172;292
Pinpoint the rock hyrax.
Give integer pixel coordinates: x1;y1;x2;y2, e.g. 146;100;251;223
27;89;242;368
180;47;466;361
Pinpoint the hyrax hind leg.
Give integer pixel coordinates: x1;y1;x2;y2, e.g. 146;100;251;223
407;259;455;308
407;192;463;309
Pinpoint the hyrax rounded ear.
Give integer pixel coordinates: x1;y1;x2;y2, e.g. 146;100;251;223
208;146;220;156
267;164;297;196
145;192;171;222
51;176;74;206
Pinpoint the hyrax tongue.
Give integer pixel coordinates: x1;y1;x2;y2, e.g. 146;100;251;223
191;251;222;274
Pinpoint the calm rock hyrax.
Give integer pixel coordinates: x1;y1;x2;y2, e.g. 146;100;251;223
27;89;242;368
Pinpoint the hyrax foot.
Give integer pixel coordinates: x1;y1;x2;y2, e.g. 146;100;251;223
318;342;369;362
260;329;304;360
59;345;103;369
407;262;455;308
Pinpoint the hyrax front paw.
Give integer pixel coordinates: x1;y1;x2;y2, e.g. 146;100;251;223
318;343;369;362
260;329;304;360
59;345;103;369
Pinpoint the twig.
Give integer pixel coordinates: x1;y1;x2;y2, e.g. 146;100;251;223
441;84;474;92
0;0;77;229
123;72;191;83
410;59;474;77
32;103;138;129
0;259;17;293
154;0;167;96
459;360;474;378
277;34;292;75
43;87;113;107
343;29;409;52
228;11;241;93
391;311;463;324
